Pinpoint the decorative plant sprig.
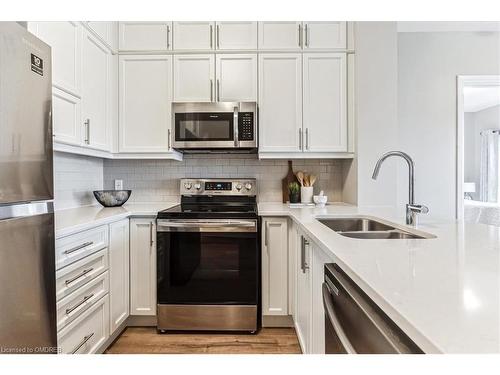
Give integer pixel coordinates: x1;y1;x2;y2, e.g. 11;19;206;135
288;181;300;194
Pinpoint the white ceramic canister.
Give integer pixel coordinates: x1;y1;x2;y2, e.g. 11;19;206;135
300;186;314;204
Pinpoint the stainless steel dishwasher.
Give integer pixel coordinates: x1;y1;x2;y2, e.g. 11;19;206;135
323;263;423;354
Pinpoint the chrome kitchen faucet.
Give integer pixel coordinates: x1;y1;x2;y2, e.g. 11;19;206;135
372;151;429;226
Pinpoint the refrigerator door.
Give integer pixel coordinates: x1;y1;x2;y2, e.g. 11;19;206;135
0;22;53;204
0;201;57;353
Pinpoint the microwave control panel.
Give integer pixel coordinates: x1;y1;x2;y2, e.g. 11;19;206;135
238;112;254;141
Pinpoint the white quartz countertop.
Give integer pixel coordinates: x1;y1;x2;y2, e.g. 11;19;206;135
55;203;178;238
258;202;500;354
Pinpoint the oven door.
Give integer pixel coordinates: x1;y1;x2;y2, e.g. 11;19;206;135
173;111;236;149
157;219;259;305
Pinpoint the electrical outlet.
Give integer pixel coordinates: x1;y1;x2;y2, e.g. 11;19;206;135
114;179;123;190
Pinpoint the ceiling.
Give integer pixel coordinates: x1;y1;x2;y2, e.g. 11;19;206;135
464;86;500;112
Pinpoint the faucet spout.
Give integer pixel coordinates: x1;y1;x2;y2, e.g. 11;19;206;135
371;151;427;226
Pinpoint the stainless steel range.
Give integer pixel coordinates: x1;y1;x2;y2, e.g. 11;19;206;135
156;178;259;332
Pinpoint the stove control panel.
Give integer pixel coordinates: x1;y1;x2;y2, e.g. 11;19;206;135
180;178;256;196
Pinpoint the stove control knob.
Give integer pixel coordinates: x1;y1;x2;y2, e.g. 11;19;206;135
244;183;253;191
235;184;243;191
184;182;192;190
194;183;202;190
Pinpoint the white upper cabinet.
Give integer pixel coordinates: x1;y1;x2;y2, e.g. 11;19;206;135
303;22;347;49
215;22;257;50
119;55;173;152
258;54;302;152
215;54;257;102
52;88;81;146
258;22;302;50
303;53;347;152
173;54;215;102
173;21;215;51
119;22;172;51
86;22;118;52
28;22;82;97
81;29;110;151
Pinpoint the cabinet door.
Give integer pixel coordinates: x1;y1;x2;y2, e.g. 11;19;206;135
215;54;257;102
119;22;172;51
303;22;347;49
216;21;257;50
119;55;173;152
262;218;288;316
258;54;302;152
82;30;109;151
52;87;81;146
173;54;215;102
295;232;312;354
109;219;130;333
303;53;347;152
130;218;156;316
258;22;302;50
28;21;81;97
173;21;215;51
310;245;330;354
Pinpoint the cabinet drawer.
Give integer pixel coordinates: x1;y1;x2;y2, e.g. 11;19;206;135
58;295;110;354
56;225;108;270
57;271;109;331
56;249;108;301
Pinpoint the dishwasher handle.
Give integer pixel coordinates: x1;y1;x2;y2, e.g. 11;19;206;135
322;282;357;354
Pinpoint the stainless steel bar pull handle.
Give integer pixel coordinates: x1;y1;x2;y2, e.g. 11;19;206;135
210;25;213;48
301;236;309;273
65;293;95;315
298;24;302;47
65;268;94;286
217;79;220;102
149;222;154;247
264;222;269;247
210;79;213;102
167;25;170;48
216;24;220;49
71;332;95;354
305;24;309;47
64;241;93;255
306;128;310;150
299;128;303;150
84;119;90;144
168;129;171;150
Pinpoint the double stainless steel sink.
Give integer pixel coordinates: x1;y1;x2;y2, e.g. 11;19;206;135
317;217;435;240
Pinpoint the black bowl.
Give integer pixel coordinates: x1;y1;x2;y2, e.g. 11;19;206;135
93;190;132;207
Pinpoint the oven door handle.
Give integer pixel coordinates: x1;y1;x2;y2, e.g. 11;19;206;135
157;219;257;233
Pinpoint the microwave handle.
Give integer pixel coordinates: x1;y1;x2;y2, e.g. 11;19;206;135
233;105;239;147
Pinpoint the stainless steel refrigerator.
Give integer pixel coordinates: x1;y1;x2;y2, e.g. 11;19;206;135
0;22;57;353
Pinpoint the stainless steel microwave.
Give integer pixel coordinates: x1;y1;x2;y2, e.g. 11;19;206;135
172;102;257;152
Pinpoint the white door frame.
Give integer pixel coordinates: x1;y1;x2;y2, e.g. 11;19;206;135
456;75;500;220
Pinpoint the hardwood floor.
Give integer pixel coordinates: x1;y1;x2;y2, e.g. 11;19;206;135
105;327;302;354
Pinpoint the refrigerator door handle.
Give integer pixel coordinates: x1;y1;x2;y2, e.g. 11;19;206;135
0;201;54;221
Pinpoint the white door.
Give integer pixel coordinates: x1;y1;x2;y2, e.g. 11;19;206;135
295;232;312;354
303;22;347;49
119;55;173;152
173;21;215;50
258;22;302;50
28;22;81;97
109;219;130;333
258;54;302;152
216;22;257;50
173;54;215;102
303;53;347;152
129;218;156;316
52;87;81;146
310;245;330;354
262;218;288;316
119;22;172;51
215;54;257;102
81;30;109;151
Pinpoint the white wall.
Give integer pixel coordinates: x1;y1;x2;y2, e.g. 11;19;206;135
54;152;104;210
397;32;500;219
351;22;399;211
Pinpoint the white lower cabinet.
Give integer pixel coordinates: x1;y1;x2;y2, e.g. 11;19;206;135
262;218;289;316
58;295;110;354
295;230;313;354
129;218;157;316
109;219;130;332
310;245;330;354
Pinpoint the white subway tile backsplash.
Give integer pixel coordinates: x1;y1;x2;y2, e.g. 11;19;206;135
103;155;343;203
